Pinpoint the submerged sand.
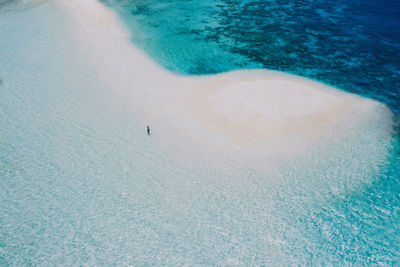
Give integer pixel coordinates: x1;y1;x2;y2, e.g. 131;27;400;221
56;0;392;157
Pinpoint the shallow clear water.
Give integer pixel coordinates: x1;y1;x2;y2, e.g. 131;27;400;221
102;0;400;114
1;0;400;265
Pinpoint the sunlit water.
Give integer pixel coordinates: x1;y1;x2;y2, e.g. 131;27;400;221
101;0;400;113
1;1;399;265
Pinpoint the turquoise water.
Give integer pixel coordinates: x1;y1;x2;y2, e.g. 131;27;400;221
102;0;400;114
1;1;400;265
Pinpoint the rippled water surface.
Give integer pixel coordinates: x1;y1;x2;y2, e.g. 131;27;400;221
1;0;399;265
102;0;400;113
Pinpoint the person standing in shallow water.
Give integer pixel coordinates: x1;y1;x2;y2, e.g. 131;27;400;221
147;125;151;136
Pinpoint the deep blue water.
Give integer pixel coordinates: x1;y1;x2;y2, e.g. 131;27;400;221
102;0;400;263
1;0;399;265
102;0;400;114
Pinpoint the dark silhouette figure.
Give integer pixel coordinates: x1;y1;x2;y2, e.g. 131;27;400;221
147;125;151;136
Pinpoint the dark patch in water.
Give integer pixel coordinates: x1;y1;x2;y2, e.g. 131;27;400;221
102;0;400;114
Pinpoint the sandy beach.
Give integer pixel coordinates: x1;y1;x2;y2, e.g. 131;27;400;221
2;0;398;265
56;0;392;157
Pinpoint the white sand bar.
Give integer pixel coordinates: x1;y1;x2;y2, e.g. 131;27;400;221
57;0;392;157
